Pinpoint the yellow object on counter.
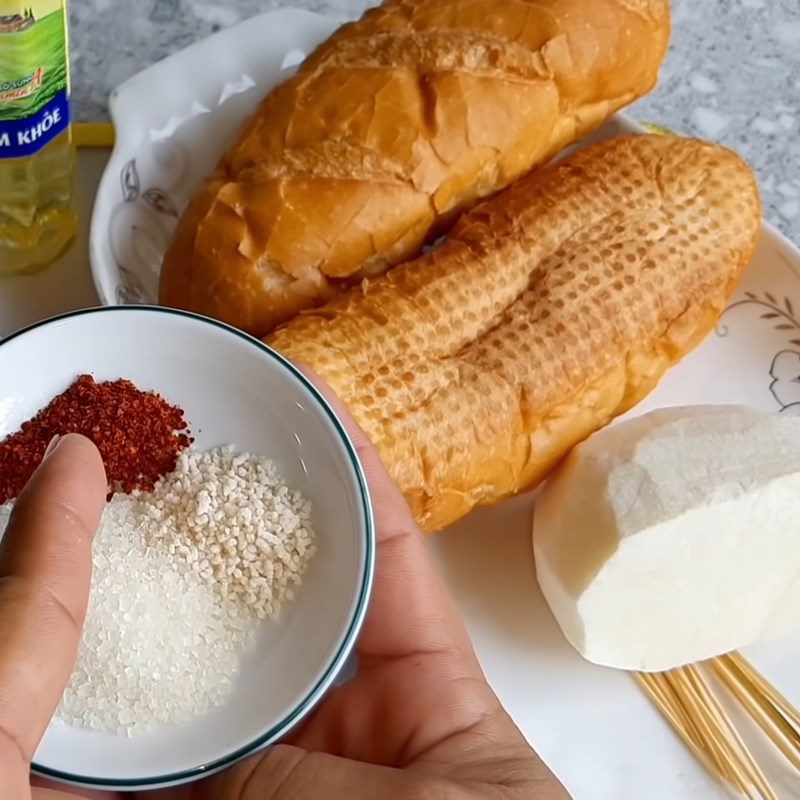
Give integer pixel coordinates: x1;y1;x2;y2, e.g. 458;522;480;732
640;121;678;136
72;121;115;148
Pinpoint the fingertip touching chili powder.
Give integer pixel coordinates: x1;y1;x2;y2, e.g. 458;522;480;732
0;374;192;503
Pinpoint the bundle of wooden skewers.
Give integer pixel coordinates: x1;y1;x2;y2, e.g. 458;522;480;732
636;653;800;799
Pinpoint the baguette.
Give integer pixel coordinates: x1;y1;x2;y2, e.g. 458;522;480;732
160;0;670;336
268;135;761;532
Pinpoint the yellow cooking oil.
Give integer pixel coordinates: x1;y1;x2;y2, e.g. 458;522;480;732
0;0;76;274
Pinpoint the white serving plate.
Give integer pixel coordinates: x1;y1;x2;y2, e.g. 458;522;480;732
20;7;800;798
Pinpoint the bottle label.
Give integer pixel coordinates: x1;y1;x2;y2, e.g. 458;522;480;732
0;1;70;159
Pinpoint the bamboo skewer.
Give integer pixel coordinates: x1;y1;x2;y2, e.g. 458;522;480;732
666;669;739;786
634;671;729;785
711;654;800;771
635;654;800;799
685;664;777;800
726;653;800;731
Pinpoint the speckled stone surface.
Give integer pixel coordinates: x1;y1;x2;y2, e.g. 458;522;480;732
69;0;799;241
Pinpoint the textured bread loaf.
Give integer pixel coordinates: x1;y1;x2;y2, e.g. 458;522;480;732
160;0;671;336
268;135;761;532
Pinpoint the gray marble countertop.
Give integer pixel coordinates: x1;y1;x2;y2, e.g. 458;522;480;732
70;0;799;242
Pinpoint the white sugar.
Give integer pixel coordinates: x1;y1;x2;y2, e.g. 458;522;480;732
57;494;258;735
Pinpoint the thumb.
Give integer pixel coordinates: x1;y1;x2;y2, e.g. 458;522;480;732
0;434;106;798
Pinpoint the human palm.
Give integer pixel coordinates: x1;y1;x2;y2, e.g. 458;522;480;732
5;392;568;800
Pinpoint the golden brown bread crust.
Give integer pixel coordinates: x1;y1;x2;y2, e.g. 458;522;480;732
267;135;761;532
160;0;670;336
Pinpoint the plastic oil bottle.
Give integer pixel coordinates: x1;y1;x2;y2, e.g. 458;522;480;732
0;0;76;274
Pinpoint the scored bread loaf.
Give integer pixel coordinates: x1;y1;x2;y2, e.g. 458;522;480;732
268;135;761;532
160;0;671;336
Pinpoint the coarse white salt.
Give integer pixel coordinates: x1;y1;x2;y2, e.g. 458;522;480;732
132;447;317;621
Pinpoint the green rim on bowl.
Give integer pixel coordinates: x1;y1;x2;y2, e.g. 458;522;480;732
0;306;375;791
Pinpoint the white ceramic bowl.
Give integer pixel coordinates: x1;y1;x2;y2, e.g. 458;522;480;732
0;306;374;791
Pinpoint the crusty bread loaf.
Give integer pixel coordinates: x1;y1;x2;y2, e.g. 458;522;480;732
160;0;670;336
268;135;761;532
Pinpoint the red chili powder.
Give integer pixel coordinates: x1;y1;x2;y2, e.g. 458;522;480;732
0;374;192;504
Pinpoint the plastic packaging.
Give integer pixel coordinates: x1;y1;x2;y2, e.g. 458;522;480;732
0;0;76;274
